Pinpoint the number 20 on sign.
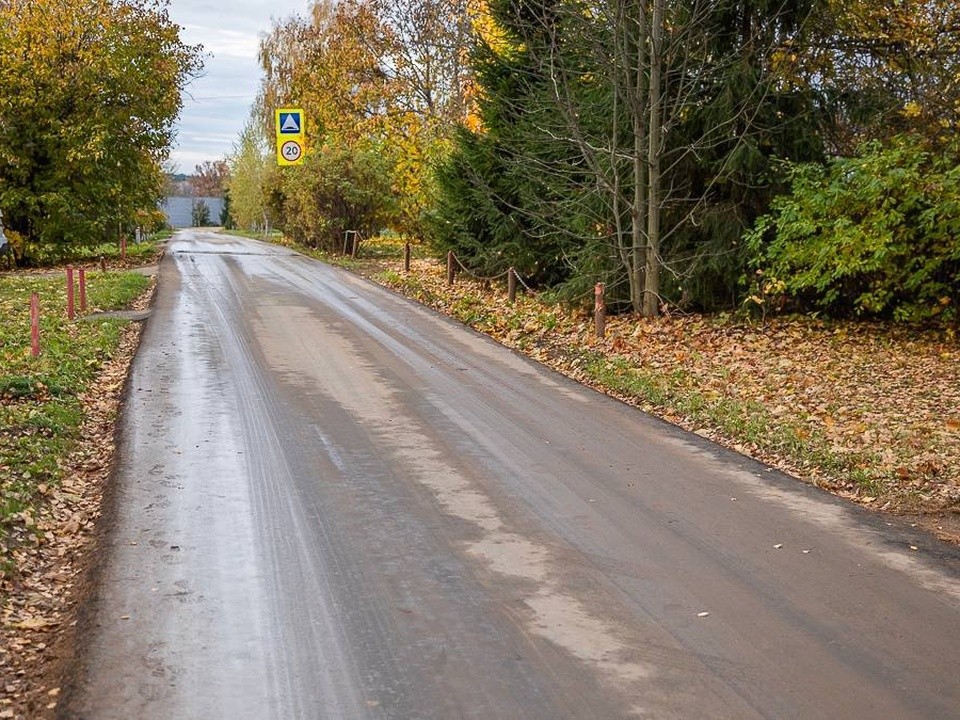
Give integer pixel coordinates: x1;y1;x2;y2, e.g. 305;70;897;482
275;108;306;166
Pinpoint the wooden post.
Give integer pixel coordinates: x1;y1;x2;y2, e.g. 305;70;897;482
30;293;40;357
78;267;87;313
350;232;359;259
404;242;411;273
99;255;106;272
447;251;455;285
66;266;75;320
594;282;606;339
120;235;127;260
508;268;517;304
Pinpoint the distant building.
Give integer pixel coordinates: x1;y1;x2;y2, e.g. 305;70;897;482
161;196;225;229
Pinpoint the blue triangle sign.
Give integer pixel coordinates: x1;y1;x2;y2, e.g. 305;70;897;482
280;112;301;134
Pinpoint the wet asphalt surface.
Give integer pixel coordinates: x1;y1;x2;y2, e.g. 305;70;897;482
65;230;960;719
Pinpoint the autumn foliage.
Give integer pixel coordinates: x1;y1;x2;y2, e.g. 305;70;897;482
430;0;960;321
749;136;960;321
239;0;471;244
227;0;960;323
0;0;202;261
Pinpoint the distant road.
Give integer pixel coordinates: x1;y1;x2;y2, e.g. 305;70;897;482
66;229;960;719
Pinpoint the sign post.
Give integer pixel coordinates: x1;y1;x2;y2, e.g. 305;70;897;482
275;108;306;166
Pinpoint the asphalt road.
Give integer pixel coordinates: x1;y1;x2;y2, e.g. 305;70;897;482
66;230;960;719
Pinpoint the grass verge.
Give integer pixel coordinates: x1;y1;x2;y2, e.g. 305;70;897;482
578;352;876;494
0;271;151;576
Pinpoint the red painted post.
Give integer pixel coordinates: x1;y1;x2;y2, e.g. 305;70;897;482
508;268;517;304
447;251;455;285
404;242;411;273
66;265;75;320
78;267;87;313
30;293;40;357
594;282;606;339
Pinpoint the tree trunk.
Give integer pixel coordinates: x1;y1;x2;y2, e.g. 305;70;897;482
631;0;648;315
643;0;663;318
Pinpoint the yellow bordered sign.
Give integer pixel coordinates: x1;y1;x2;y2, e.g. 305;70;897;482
275;108;305;166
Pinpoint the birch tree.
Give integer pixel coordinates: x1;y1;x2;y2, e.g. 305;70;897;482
227;117;272;234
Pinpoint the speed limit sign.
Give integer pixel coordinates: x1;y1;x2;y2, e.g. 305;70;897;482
280;140;302;163
275;108;306;166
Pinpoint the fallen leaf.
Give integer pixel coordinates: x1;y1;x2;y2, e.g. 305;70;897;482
13;616;54;630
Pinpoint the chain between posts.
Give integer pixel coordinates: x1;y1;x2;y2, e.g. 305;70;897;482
422;250;629;336
512;270;536;294
446;249;543;298
411;250;686;332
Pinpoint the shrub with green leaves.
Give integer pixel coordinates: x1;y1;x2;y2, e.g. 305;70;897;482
747;135;960;321
270;141;396;253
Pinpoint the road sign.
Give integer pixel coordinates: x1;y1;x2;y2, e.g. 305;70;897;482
275;107;305;166
280;140;303;163
279;112;302;134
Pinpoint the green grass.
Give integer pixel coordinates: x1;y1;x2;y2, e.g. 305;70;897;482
450;294;493;326
373;269;440;306
224;229;284;241
11;234;164;268
582;353;880;492
79;236;164;263
0;271;150;575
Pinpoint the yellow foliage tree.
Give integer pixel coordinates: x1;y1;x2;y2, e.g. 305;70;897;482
256;0;473;238
0;0;201;255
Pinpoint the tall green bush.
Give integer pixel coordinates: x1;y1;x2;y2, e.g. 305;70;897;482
191;200;211;228
270;142;396;253
747;136;960;321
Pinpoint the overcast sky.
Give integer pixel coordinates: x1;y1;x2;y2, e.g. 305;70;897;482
167;1;309;173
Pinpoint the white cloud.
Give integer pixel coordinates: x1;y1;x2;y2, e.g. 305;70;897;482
168;0;307;168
